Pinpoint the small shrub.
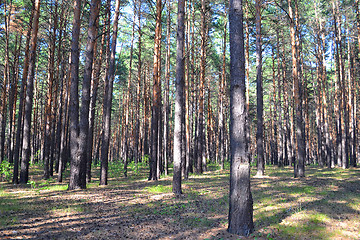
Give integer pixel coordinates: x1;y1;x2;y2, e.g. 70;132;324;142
142;155;149;164
108;161;124;178
128;161;140;175
29;180;37;189
0;160;13;182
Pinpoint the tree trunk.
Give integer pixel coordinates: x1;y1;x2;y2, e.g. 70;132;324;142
8;34;21;167
333;0;349;169
58;55;71;183
123;1;137;177
164;0;171;176
87;13;105;183
68;0;84;190
255;0;264;176
43;2;58;179
227;0;254;235
196;0;208;174
276;33;283;167
76;0;101;187
149;0;163;181
173;0;185;195
288;0;305;178
134;0;143;165
0;0;11;165
184;9;190;177
219;12;227;170
347;30;356;167
56;7;70;182
143;64;150;159
13;3;33;183
20;0;41;184
100;0;120;185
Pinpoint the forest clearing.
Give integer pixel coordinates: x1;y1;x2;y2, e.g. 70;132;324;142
1;164;359;239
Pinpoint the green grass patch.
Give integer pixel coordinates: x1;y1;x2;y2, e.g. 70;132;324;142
144;184;172;193
278;211;333;239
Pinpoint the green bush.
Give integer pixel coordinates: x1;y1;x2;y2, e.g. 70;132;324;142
108;161;125;178
0;160;13;182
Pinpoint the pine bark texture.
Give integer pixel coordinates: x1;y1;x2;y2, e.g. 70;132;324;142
173;0;185;195
227;0;254;235
68;0;84;190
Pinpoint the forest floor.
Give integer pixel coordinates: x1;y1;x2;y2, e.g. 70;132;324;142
0;163;359;240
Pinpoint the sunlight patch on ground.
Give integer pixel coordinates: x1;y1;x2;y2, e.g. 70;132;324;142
279;210;332;239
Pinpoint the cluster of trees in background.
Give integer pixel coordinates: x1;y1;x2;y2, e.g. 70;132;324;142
1;0;360;194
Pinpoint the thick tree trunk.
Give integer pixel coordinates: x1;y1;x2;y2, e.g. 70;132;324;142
77;0;101;187
20;0;41;184
227;0;254;235
173;0;185;194
68;0;84;190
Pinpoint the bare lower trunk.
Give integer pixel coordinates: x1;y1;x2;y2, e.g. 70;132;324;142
227;0;254;235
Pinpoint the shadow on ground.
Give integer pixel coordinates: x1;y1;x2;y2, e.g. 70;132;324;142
0;166;359;239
